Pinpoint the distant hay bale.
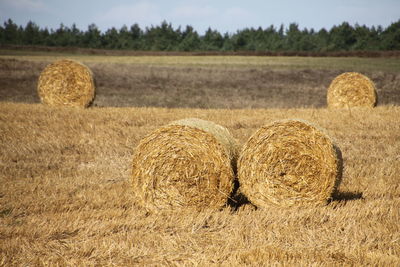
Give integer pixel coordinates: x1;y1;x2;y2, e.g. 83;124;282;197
238;119;341;208
37;59;95;108
131;118;238;211
327;72;377;108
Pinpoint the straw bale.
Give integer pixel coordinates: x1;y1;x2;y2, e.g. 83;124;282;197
131;118;238;211
37;59;95;108
238;119;341;208
170;118;239;163
327;72;377;108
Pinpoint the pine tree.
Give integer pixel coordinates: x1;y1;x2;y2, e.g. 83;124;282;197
179;25;201;51
2;19;20;44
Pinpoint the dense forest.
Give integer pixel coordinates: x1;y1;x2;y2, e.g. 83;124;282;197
0;18;399;51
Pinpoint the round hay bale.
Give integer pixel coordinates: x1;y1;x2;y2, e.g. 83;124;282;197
37;59;95;108
131;118;238;211
238;119;341;208
327;72;377;108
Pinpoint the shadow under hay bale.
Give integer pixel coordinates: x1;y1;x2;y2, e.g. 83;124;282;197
238;119;342;208
37;59;95;108
131;118;239;211
327;72;377;108
331;191;364;202
227;188;255;211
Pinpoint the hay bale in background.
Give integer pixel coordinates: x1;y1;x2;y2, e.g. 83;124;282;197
327;72;377;108
37;59;95;108
131;118;238;211
238;119;341;208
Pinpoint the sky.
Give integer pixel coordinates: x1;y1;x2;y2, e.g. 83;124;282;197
1;0;399;33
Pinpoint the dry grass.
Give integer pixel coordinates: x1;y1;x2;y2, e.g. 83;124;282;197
1;57;400;109
0;103;399;266
0;55;400;108
131;118;237;211
37;59;95;108
1;52;400;72
0;53;399;265
238;119;340;208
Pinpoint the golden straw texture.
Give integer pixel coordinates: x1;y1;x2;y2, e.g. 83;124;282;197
327;72;377;108
170;118;239;163
238;119;341;208
132;118;238;211
37;59;95;108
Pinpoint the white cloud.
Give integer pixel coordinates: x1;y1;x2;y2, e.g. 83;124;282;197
224;7;252;19
170;5;217;19
214;7;255;32
2;0;48;11
98;2;162;26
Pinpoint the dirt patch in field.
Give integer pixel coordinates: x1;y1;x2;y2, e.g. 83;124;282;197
1;58;399;108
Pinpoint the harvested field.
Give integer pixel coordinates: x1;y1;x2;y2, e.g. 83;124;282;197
0;55;400;108
0;52;399;265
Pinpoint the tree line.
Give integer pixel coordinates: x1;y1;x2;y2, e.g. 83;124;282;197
1;18;399;51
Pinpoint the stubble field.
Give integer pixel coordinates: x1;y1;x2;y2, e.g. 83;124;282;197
0;51;399;266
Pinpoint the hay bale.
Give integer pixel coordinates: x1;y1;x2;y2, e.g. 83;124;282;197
327;72;377;108
37;59;95;108
238;119;341;208
131;118;238;210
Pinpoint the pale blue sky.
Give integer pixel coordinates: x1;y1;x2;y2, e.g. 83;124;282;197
1;0;399;33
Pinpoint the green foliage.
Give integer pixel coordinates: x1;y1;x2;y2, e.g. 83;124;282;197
0;18;399;52
83;24;101;48
23;21;41;45
144;21;180;50
1;19;22;44
202;28;224;50
179;26;201;51
380;21;400;50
